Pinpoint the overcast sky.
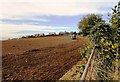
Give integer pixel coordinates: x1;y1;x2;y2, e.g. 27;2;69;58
0;0;119;40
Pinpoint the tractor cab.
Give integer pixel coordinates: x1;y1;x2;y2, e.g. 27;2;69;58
71;32;77;40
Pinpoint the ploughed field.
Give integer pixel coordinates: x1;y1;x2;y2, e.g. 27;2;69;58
2;36;88;80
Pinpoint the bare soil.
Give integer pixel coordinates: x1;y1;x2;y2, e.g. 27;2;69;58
2;36;88;80
2;36;72;55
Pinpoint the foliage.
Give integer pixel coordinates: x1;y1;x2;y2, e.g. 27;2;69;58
90;2;119;80
21;35;36;38
90;22;119;80
79;2;120;80
80;42;94;61
21;36;26;38
78;14;104;36
27;35;36;38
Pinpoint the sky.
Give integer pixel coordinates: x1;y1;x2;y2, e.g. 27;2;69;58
0;0;119;40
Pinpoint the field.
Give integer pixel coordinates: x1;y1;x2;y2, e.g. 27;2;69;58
2;36;72;55
2;36;88;80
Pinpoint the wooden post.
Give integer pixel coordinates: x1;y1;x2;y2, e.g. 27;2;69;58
80;46;96;82
89;55;95;81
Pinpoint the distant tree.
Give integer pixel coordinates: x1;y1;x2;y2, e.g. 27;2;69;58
59;32;64;36
64;31;70;35
27;35;36;38
8;38;11;40
21;36;26;38
78;31;82;35
78;14;105;36
73;32;77;35
70;31;74;35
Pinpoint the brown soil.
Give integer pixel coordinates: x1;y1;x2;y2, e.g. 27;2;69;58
2;36;88;80
2;36;72;55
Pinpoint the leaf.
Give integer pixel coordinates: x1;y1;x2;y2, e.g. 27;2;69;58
112;45;115;49
101;38;105;43
114;54;119;56
114;43;118;48
106;54;111;59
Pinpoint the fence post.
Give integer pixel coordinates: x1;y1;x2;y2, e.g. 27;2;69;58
80;46;96;82
89;54;95;81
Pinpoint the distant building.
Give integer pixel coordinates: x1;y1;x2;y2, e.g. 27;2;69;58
34;33;45;37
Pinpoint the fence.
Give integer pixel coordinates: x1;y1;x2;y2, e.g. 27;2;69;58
80;46;96;82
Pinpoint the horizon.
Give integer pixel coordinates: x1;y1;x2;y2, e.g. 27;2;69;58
0;0;119;40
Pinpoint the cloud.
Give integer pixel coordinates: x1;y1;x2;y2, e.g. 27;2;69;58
1;23;68;31
0;23;68;39
0;0;119;19
0;0;119;39
0;17;50;25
